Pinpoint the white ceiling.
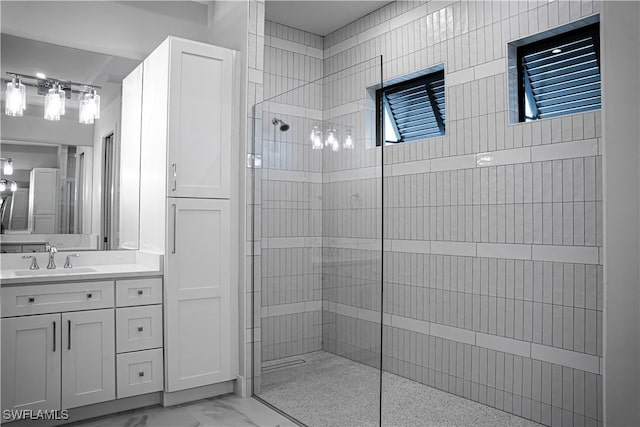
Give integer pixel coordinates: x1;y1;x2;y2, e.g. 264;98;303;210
1;34;139;110
265;1;390;36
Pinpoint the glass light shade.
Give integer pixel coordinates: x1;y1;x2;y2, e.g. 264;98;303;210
78;89;100;124
10;181;17;192
311;127;323;150
3;159;13;175
0;181;5;192
343;133;354;149
44;84;65;121
326;129;339;151
5;77;26;117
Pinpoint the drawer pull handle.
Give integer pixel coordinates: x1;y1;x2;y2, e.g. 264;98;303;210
137;290;143;296
139;371;144;377
87;293;93;299
68;320;71;350
28;297;35;303
137;326;144;332
52;321;56;352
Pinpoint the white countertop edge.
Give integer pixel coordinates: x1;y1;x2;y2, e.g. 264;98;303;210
1;263;163;286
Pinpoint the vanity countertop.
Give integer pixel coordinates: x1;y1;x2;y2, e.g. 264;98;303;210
0;250;163;286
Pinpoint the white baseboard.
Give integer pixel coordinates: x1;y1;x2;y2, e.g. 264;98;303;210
162;380;235;407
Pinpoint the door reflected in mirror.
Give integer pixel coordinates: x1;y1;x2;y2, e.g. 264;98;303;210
0;141;92;234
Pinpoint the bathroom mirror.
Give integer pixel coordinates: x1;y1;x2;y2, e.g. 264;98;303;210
0;34;139;251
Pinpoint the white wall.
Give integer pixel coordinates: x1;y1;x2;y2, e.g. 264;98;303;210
0;1;209;60
602;2;640;425
1;110;94;146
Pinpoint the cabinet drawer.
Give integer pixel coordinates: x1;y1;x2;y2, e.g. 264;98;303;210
116;305;163;353
115;278;162;307
1;281;115;317
116;348;164;398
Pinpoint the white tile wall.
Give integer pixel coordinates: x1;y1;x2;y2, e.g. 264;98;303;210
255;1;604;425
319;1;603;426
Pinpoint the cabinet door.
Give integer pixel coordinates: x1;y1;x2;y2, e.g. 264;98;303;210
1;314;61;412
61;309;115;409
165;198;233;391
167;38;234;199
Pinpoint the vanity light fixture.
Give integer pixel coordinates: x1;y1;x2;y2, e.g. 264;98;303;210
3;72;101;124
44;82;66;121
78;87;100;124
0;179;17;192
1;158;14;175
5;75;26;117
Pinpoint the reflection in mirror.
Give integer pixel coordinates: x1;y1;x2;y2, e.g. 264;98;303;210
0;141;92;234
0;34;139;251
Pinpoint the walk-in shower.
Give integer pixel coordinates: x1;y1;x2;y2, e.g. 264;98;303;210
251;11;603;425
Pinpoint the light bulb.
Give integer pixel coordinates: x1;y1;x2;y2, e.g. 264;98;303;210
78;88;100;124
5;76;26;117
3;159;13;175
326;129;339;151
343;133;354;149
0;181;6;192
44;83;65;121
311;127;323;150
10;181;17;192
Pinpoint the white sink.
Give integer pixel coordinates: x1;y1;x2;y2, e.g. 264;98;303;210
14;267;97;276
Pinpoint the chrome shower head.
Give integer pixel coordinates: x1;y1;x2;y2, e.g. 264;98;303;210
272;117;290;132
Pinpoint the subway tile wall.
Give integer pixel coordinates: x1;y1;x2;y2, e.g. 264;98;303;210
258;21;325;368
320;1;603;426
254;1;604;425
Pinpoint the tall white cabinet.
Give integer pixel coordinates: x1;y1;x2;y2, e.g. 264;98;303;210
126;36;239;394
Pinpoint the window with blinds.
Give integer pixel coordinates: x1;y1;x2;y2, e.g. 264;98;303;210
377;70;446;145
518;23;601;122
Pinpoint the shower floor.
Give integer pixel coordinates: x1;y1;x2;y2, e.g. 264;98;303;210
259;351;541;427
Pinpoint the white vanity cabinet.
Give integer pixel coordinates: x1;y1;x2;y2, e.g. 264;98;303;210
1;275;164;417
1;303;115;412
129;36;239;395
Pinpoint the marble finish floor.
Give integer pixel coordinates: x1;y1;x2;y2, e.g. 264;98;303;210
68;395;296;427
259;351;542;427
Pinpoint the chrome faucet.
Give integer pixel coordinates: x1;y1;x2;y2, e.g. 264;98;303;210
22;255;39;270
46;245;58;269
64;253;79;268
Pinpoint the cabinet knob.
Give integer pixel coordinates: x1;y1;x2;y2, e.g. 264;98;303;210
28;297;35;303
137;289;143;296
138;371;144;377
137;326;144;332
87;293;93;299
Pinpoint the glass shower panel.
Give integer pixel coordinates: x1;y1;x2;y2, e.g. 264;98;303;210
251;57;383;426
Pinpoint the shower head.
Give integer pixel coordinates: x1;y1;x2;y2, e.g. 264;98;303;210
272;117;290;132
